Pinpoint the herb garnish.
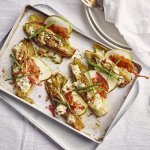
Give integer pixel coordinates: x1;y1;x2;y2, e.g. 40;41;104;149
85;58;119;81
5;74;29;81
73;83;102;93
10;54;22;68
29;21;56;39
107;59;121;81
61;93;71;110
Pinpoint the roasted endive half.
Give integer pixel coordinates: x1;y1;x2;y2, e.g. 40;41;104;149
45;73;85;130
9;39;51;98
29;14;72;39
85;45;144;88
70;57;109;117
85;46;149;88
23;21;76;58
28;14;72;64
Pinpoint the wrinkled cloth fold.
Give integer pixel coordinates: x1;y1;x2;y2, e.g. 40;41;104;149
104;0;150;67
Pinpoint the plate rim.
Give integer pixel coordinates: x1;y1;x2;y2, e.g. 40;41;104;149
84;6;131;50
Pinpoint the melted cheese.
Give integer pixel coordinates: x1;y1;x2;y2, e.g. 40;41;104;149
67;114;76;124
13;42;24;60
16;75;31;93
70;64;81;78
56;104;67;115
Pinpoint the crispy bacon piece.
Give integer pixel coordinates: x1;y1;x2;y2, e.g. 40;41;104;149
49;104;56;117
65;91;85;110
92;72;109;98
48;24;70;39
110;54;149;79
65;91;73;104
27;59;40;84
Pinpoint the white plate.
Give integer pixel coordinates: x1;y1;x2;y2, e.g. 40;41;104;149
84;6;130;49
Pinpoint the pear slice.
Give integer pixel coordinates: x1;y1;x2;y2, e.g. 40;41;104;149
32;57;51;81
105;49;132;60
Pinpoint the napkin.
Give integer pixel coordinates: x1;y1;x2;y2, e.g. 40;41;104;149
103;0;150;67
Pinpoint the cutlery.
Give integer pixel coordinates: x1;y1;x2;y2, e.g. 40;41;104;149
81;0;104;11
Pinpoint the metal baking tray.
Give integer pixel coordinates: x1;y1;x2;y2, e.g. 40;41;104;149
0;5;142;143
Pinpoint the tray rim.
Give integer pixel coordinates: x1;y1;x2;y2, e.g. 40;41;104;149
0;4;142;144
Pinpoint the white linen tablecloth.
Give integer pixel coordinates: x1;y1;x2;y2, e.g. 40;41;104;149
0;0;150;150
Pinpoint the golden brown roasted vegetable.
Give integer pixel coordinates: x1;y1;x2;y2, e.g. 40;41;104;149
29;14;46;24
11;40;40;98
23;22;76;58
73;57;88;73
23;97;35;104
38;48;63;64
45;73;85;130
93;43;110;53
10;39;40;98
70;57;109;117
84;49;133;88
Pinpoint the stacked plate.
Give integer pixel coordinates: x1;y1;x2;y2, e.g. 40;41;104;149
84;6;130;50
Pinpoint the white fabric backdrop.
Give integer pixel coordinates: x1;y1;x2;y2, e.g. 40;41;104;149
0;0;150;150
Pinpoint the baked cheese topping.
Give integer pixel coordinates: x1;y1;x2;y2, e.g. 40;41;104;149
56;104;67;115
16;75;31;93
13;42;24;60
67;114;76;124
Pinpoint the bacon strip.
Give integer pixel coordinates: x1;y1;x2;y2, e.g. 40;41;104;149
110;54;149;79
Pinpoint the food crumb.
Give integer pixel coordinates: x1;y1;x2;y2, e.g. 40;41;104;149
37;82;42;86
38;95;41;98
2;68;5;73
45;95;49;101
87;112;93;117
96;120;101;126
9;81;15;85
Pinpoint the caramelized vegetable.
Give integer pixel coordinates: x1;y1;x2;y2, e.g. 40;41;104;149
109;54;149;79
29;14;46;24
24;22;76;58
85;49;134;87
38;48;63;64
73;57;88;73
70;58;109;117
45;73;85;130
23;97;35;104
12;40;38;98
93;43;110;53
